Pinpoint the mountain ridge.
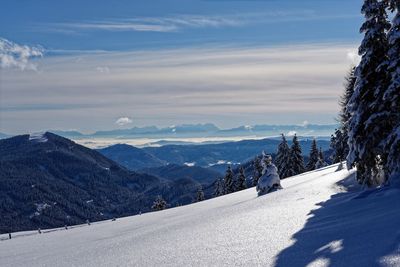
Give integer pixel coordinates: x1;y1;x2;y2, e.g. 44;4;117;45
1;123;338;140
0;132;208;233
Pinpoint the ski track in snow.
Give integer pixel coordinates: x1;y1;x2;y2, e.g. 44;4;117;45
1;164;400;266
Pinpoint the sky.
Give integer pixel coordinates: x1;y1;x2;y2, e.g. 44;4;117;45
0;0;364;134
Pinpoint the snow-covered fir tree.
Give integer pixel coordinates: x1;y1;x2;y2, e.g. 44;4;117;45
152;195;167;211
213;179;224;197
330;129;348;163
384;0;400;181
224;166;235;194
315;148;327;169
236;166;247;191
331;67;356;163
196;186;205;202
252;156;263;186
347;0;391;186
275;134;291;179
257;153;282;195
340;67;357;126
330;130;340;163
306;139;319;171
288;134;305;176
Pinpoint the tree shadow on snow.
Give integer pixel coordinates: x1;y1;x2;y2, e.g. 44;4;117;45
273;173;400;267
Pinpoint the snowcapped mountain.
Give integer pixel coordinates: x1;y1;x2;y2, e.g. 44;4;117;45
37;123;338;140
91;123;220;138
2;164;399;266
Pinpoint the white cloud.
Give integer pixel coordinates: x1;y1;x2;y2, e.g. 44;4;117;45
96;66;110;73
0;38;44;71
72;22;178;32
55;14;243;33
43;11;359;34
115;117;133;126
302;120;310;127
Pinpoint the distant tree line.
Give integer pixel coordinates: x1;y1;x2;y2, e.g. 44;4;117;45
213;166;247;197
213;134;327;197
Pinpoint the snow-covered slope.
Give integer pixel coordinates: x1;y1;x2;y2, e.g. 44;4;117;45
1;164;400;267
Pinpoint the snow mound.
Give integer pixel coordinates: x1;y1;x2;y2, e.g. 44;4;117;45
1;164;400;267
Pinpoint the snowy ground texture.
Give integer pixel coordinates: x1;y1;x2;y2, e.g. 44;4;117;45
1;164;400;267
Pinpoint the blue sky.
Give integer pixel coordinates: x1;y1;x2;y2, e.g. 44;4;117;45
2;0;362;51
0;0;364;134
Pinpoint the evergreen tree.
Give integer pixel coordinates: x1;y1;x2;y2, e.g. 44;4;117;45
331;67;357;163
316;148;327;169
330;133;337;163
340;67;357;126
306;139;319;171
196;186;205;202
252;156;263;186
236;166;247;191
275;134;291;179
319;148;325;162
151;195;167;211
384;0;400;181
288;134;305;176
331;128;349;164
213;179;224;197
224;166;235;194
347;0;391;186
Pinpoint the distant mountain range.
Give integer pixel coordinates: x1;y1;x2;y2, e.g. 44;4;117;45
101;138;331;169
1;123;338;140
92;123;220;137
98;144;222;183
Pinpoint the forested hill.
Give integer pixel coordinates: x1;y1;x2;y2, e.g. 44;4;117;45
0;133;199;233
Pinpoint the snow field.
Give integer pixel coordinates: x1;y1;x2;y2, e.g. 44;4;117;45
1;164;399;266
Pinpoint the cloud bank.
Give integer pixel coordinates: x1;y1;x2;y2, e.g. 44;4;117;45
0;38;44;71
1;43;357;133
